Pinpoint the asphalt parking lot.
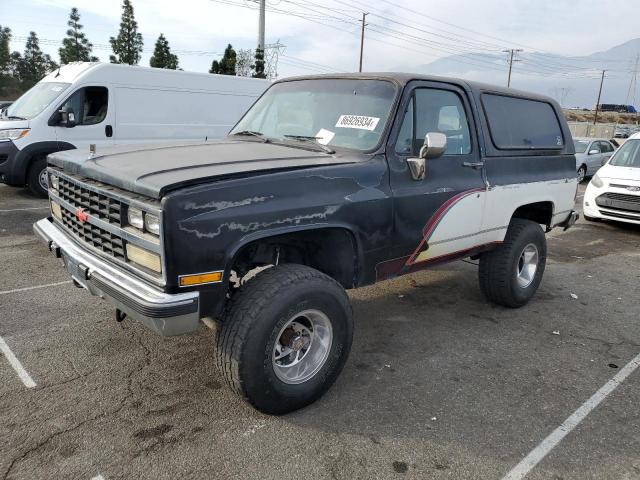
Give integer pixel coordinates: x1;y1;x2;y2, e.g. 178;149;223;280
1;183;639;480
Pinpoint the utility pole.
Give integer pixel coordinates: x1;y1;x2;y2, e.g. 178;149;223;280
593;70;606;126
503;48;523;88
257;0;265;52
359;12;368;72
625;54;639;108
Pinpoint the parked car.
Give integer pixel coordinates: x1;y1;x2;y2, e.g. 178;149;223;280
614;126;631;138
34;73;578;414
583;132;640;224
0;62;269;197
0;101;12;114
573;137;616;182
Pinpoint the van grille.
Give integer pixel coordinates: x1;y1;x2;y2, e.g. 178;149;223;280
595;192;640;213
60;208;126;259
57;176;123;226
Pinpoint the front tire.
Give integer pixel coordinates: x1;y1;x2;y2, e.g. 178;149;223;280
215;264;353;414
478;219;547;308
577;165;587;184
27;157;48;198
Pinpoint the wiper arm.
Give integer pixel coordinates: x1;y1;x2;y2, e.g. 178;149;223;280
4;115;27;120
282;135;335;154
230;130;269;142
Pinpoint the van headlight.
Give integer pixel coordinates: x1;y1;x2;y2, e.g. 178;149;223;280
591;174;604;188
144;213;160;235
0;128;29;141
127;207;144;229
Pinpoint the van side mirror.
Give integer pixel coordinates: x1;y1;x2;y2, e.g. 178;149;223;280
59;107;77;128
406;132;448;181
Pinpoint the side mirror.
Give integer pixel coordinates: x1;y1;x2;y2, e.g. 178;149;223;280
59;107;77;128
588;149;599;155
406;132;447;181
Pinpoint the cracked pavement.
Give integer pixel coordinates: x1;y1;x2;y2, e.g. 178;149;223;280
1;184;639;480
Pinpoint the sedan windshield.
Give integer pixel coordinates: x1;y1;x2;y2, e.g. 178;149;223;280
5;82;70;120
573;140;590;154
609;139;640;168
230;79;398;151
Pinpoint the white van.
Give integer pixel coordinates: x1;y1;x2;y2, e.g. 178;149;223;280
0;62;269;196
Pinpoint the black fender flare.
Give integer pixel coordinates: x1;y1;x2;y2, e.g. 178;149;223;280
222;222;364;289
12;141;76;184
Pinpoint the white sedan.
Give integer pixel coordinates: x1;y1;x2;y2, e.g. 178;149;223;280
583;132;640;224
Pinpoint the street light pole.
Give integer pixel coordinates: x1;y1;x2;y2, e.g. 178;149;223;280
359;12;367;72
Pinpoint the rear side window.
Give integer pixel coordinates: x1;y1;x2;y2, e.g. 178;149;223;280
482;94;563;150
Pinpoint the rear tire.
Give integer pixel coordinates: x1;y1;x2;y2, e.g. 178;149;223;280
577;165;587;184
478;219;547;308
215;264;353;414
26;157;48;198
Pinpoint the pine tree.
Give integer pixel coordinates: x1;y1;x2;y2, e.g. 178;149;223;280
220;44;236;75
15;32;58;89
0;26;16;97
59;8;99;64
253;47;265;79
209;59;220;74
109;0;143;65
235;48;254;77
149;34;179;69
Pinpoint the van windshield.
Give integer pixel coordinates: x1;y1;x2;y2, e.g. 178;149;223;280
230;79;398;151
609;139;640;168
5;82;71;120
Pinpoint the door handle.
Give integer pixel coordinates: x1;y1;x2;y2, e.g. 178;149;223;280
105;125;113;138
463;161;484;169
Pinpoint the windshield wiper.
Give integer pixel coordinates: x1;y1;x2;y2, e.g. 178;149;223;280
231;130;269;142
282;135;335;154
3;115;26;121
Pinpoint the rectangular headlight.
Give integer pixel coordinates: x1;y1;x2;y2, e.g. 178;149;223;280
49;173;59;191
127;207;144;229
126;243;162;273
51;201;62;220
144;213;160;235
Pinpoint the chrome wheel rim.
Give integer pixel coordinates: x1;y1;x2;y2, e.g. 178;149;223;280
38;169;48;191
516;243;539;289
577;167;586;183
272;309;333;385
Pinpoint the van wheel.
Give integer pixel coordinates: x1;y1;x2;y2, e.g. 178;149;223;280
478;219;547;308
215;264;353;414
27;157;48;198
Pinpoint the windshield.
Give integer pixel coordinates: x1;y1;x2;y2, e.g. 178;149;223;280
230;79;398;151
5;82;70;120
573;139;590;154
609;139;640;168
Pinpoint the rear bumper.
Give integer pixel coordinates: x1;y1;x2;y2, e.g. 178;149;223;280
33;217;200;336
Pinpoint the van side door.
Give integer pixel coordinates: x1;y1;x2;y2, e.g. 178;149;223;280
378;80;486;280
52;86;114;152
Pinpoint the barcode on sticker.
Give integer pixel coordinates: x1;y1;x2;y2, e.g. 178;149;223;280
335;115;380;131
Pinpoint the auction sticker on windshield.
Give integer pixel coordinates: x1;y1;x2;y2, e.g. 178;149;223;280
335;115;380;131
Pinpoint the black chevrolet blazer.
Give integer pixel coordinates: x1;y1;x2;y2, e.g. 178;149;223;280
35;73;578;414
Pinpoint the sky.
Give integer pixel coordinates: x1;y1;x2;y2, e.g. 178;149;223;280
1;0;639;89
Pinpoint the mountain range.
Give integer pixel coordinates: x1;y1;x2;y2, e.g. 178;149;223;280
404;38;640;109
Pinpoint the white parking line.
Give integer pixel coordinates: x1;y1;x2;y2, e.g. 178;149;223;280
90;475;105;480
502;351;640;480
0;336;36;388
0;280;72;296
0;206;49;212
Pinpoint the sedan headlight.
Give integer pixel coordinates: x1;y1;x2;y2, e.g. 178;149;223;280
127;207;144;229
144;213;160;235
0;128;30;141
591;173;604;188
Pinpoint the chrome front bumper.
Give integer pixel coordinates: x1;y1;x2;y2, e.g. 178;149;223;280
33;218;200;336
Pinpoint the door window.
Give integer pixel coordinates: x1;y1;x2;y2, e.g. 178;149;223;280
394;88;471;155
58;87;108;126
589;142;601;154
598;141;613;153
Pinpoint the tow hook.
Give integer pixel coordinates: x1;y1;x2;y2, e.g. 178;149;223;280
116;309;127;322
48;241;61;258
